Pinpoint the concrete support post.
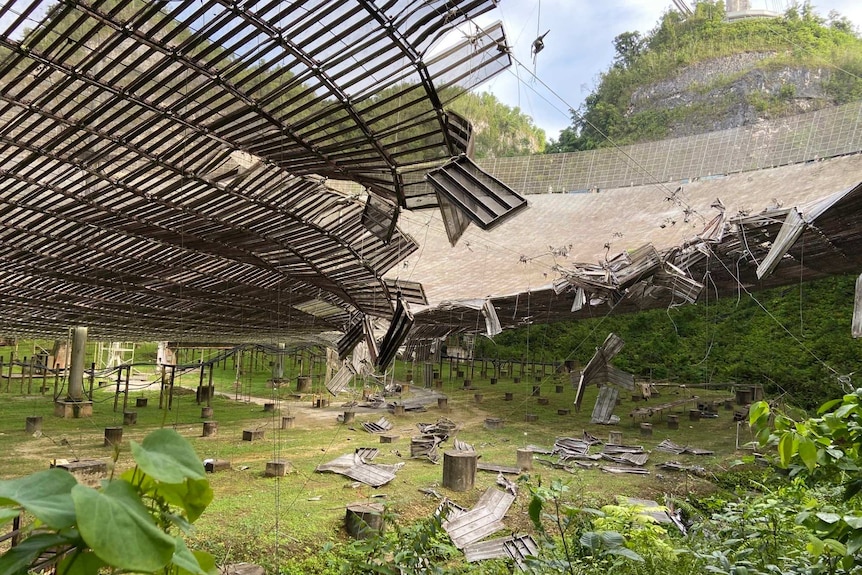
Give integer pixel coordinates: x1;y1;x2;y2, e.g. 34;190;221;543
68;326;87;401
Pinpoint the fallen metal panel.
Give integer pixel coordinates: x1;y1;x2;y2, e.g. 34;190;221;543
362;417;393;434
756;208;805;279
325;363;355;396
477;462;521;474
590;386;620;424
342;463;399;488
437;191;473;247
443;488;515;549
445;510;507;549
504;535;540;571
475;487;516;521
601;466;650;475
464;537;509;562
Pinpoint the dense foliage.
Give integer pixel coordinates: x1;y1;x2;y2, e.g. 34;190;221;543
548;1;862;152
0;429;215;575
448;92;546;158
475;274;861;409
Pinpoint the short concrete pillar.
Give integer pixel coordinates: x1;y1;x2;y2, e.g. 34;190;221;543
537;397;549;405
484;417;504;430
433;380;443;389
639;422;653;436
490;378;497;385
201;406;213;419
265;460;290;477
667;414;679;429
474;393;483;404
442;450;477;492
513;377;521;384
345;503;385;540
555;384;564;394
135;397;148;408
437;397;449;411
25;416;42;433
462;379;472;389
689;409;701;422
297;376;312;393
123;411;137;426
342;411;355;424
204;460;230;473
393;404;406;416
524;413;538;422
504;392;514;401
242;429;264;441
608;431;623;445
263;403;276;412
557;408;570;416
104;427;123;447
281;416;295;429
202;421;218;437
517;448;533;471
380;434;399;444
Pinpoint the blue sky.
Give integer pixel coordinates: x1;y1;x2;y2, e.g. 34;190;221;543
474;0;862;141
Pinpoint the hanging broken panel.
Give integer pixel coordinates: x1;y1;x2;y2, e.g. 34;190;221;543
338;317;365;360
325;363;356;396
427;156;528;231
590;386;620;424
384;278;428;305
376;299;414;370
361;193;400;244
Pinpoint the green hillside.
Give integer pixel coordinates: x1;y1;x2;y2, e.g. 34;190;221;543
549;1;862;152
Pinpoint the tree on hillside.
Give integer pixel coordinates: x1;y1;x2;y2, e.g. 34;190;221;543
547;0;862;153
448;91;546;158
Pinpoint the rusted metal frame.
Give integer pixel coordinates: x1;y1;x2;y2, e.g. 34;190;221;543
0;98;404;305
394;0;498;53
0;0;46;38
67;0;374;183
0;289;333;340
222;2;403;198
0;170;324;300
357;0;455;156
0;238;303;317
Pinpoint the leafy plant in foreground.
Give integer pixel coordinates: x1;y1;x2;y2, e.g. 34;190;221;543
0;428;215;575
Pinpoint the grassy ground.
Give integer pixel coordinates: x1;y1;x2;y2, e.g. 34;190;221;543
0;350;753;572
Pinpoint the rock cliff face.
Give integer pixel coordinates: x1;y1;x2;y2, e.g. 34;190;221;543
629;52;835;136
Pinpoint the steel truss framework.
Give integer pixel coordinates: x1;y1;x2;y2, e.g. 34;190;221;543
0;0;511;340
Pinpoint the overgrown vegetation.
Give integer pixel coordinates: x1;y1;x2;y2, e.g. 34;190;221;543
549;1;862;152
476;274;860;410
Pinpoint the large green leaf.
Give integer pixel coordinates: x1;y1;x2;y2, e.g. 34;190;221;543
156;478;213;523
56;551;106;575
798;437;818;472
778;433;796;468
0;508;20;527
130;429;206;484
172;537;210;575
71;480;175;572
0;469;77;529
0;533;72;575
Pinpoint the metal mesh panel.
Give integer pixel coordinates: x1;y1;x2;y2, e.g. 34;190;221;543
477;102;862;196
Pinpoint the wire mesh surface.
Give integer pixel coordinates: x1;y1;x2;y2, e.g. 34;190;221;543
0;0;511;340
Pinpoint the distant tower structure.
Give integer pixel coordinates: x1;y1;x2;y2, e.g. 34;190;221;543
725;0;782;22
726;0;751;11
